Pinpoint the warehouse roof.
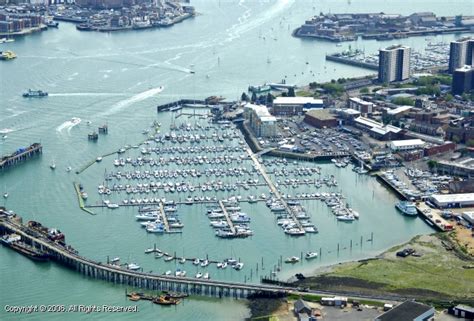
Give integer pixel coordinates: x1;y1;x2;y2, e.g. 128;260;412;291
431;193;474;204
305;109;336;121
375;301;433;321
390;139;425;147
273;97;323;105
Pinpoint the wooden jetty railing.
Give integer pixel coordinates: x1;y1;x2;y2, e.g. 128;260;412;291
0;213;289;299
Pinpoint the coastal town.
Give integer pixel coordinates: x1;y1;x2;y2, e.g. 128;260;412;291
0;1;473;320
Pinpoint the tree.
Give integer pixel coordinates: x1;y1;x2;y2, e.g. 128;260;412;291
266;93;274;104
392;97;415;106
309;82;318;89
360;87;369;94
288;87;296;97
445;93;453;102
241;92;249;102
451;135;461;144
251;92;257;103
427;160;438;170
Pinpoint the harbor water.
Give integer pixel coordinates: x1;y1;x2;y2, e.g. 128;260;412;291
0;0;472;320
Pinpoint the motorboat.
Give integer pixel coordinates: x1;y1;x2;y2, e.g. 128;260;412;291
337;215;355;222
179;257;186;264
127;263;141;270
203;272;210;279
305;252;318;259
193;258;200;265
164;256;174;262
195;272;203;278
200;259;209;267
233;262;244;270
284;256;300;264
111;257;120;263
395;201;418;216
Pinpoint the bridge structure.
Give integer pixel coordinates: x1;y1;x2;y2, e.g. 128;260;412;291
0;212;289;299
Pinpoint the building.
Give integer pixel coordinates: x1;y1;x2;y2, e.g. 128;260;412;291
448;304;474;319
293;299;313;321
303;109;338;128
452;65;474;95
385;105;412;119
272;97;324;116
348;97;374;114
448;37;474;73
462;211;474;225
374;301;435;321
378;45;411;83
390;139;425;151
244;103;277;137
430;193;474;208
354;117;403;140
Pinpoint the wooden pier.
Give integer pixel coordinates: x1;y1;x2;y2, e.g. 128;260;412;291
246;148;304;232
0;211;289;299
218;200;236;234
158;202;170;232
0;143;42;171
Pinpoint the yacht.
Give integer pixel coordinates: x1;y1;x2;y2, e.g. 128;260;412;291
195;272;203;279
305;252;318;259
200;259;209;267
395;201;418;216
127;263;141;271
233;262;244;270
193;258;200;265
284;256;300;264
337;215;355;222
179;257;186;264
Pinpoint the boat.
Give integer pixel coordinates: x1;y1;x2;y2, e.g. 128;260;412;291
0;234;49;261
0;50;16;60
200;259;209;267
127;263;141;270
165;270;171;276
50;162;56;170
0;37;14;43
193;258;200;265
179;257;186;264
164;256;174;262
395;201;418;216
22;89;48;98
152;295;180;306
284;256;300;263
3;192;8;198
305;252;318;259
195;272;202;278
96;157;103;162
233;262;244;270
155;252;164;259
336;215;355;222
47;20;59;28
66;166;72;172
203;272;210;279
111;257;120;263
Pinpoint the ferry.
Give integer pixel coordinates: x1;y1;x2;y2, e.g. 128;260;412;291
22;89;48;98
395;201;418;216
1;234;50;261
0;50;16;60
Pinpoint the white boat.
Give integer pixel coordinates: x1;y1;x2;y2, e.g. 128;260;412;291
179;257;186;264
203;272;210;279
50;162;56;170
395;201;418;216
145;248;155;254
66;166;72;172
127;263;141;270
111;257;120;263
135;213;159;221
165;270;171;276
3;192;8;199
285;256;300;264
155;252;164;258
106;203;119;209
305;252;318;259
164;256;174;262
195;272;203;278
96;157;103;162
233;262;244;270
193;258;200;265
337;215;355;222
200;259;209;267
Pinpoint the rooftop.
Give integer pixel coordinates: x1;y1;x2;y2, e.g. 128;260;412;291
305;109;336;120
273;97;324;105
431;193;474;203
390;139;425;147
387;106;412;115
375;301;434;321
455;65;474;73
349;97;374;106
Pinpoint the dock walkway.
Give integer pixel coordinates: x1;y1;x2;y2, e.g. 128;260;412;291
246;148;303;232
219;200;236;234
158;202;170;232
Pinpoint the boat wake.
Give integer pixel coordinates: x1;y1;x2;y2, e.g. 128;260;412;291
56;117;82;133
224;0;295;43
0;128;15;134
98;86;164;117
49;93;128;97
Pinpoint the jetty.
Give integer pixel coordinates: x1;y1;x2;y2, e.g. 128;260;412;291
0;210;289;299
219;200;236;234
0;143;42;171
158;202;170;232
246;148;304;232
73;182;95;215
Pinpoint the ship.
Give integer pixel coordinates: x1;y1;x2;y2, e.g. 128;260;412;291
395;201;418;216
23;89;48;98
248;84;271;94
0;50;16;60
1;234;50;261
47;21;59;28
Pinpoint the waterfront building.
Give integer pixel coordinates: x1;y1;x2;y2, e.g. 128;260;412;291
448;37;474;73
348;97;374;115
452;65;474;95
272;97;324;116
354;117;403;140
244;103;277;137
390;139;425;151
378;45;411;83
374;301;435;321
430;193;474;208
303;109;338;128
